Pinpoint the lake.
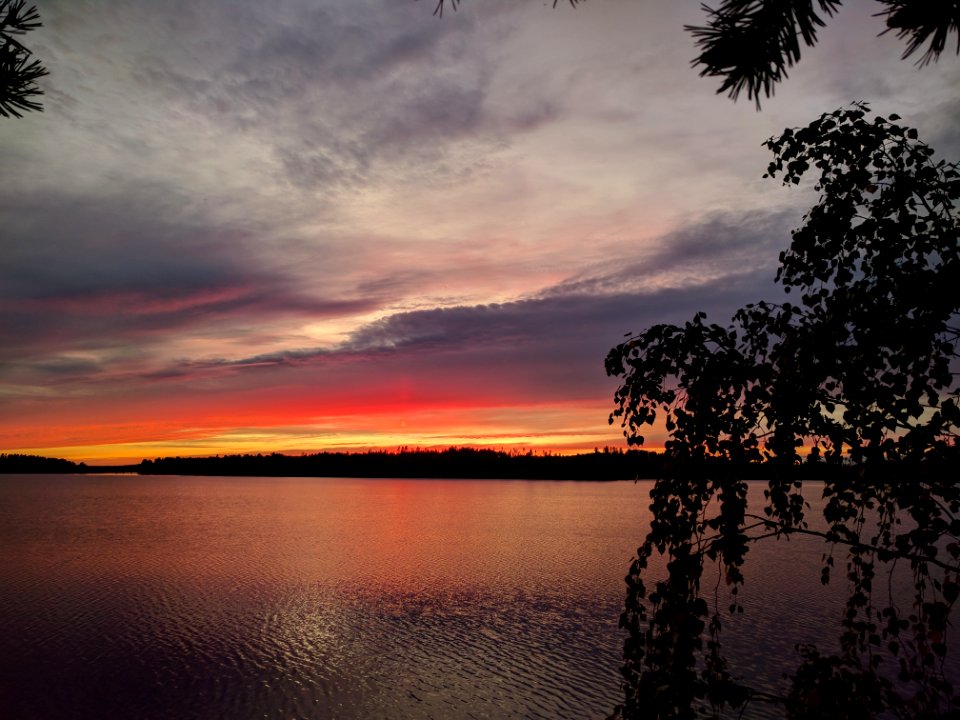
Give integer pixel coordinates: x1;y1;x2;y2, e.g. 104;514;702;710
0;475;955;719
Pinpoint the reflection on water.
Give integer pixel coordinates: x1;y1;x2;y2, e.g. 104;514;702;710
0;475;645;720
0;475;956;719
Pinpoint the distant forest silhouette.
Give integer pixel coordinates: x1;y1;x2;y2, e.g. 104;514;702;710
3;447;950;481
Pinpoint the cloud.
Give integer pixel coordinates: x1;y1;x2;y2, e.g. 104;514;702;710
0;187;790;397
30;356;106;378
5;0;956;459
345;272;773;357
127;263;777;393
0;182;392;370
107;1;563;194
540;210;793;298
913;89;960;162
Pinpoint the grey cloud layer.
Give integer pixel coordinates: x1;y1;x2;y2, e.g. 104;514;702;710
3;0;958;420
543;210;795;297
134;266;778;405
0;187;794;396
96;0;552;193
0;185;386;367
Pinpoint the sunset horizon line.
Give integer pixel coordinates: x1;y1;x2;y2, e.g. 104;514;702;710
1;441;655;468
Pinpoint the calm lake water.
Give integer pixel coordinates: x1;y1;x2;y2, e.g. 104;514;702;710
0;475;955;719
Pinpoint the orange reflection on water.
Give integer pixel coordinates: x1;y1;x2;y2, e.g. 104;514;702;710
0;474;653;720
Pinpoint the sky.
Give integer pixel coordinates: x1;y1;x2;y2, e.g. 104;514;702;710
1;0;958;464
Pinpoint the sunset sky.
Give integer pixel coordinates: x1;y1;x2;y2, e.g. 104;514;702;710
1;0;957;464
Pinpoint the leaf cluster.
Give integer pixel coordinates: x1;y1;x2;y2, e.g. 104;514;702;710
428;1;960;109
0;0;47;118
686;0;841;108
687;1;960;107
607;106;960;719
877;0;960;67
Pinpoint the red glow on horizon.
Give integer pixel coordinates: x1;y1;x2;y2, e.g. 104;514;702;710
0;394;648;465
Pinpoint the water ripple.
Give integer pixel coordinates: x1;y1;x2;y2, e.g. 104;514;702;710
1;475;956;719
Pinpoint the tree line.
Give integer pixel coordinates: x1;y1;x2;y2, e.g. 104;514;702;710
3;447;939;481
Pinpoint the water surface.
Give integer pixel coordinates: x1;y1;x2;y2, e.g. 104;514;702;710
0;475;955;719
1;475;647;719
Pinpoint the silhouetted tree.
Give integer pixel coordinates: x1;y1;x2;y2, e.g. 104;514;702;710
430;0;960;108
606;105;959;718
0;453;83;472
0;0;47;118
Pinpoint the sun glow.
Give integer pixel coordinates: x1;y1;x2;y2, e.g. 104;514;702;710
2;400;647;465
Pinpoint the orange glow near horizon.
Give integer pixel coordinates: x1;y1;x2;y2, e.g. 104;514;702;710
4;436;649;467
1;399;655;465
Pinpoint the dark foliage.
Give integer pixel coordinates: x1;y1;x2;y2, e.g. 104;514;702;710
687;0;960;107
0;447;666;479
1;447;906;483
0;0;47;118
126;447;664;480
2;447;891;481
0;453;85;472
877;0;960;67
606;105;960;718
687;0;841;108
429;0;960;109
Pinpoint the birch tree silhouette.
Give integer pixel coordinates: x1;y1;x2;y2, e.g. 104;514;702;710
606;105;960;719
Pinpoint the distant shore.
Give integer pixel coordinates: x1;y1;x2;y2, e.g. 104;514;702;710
4;447;942;481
